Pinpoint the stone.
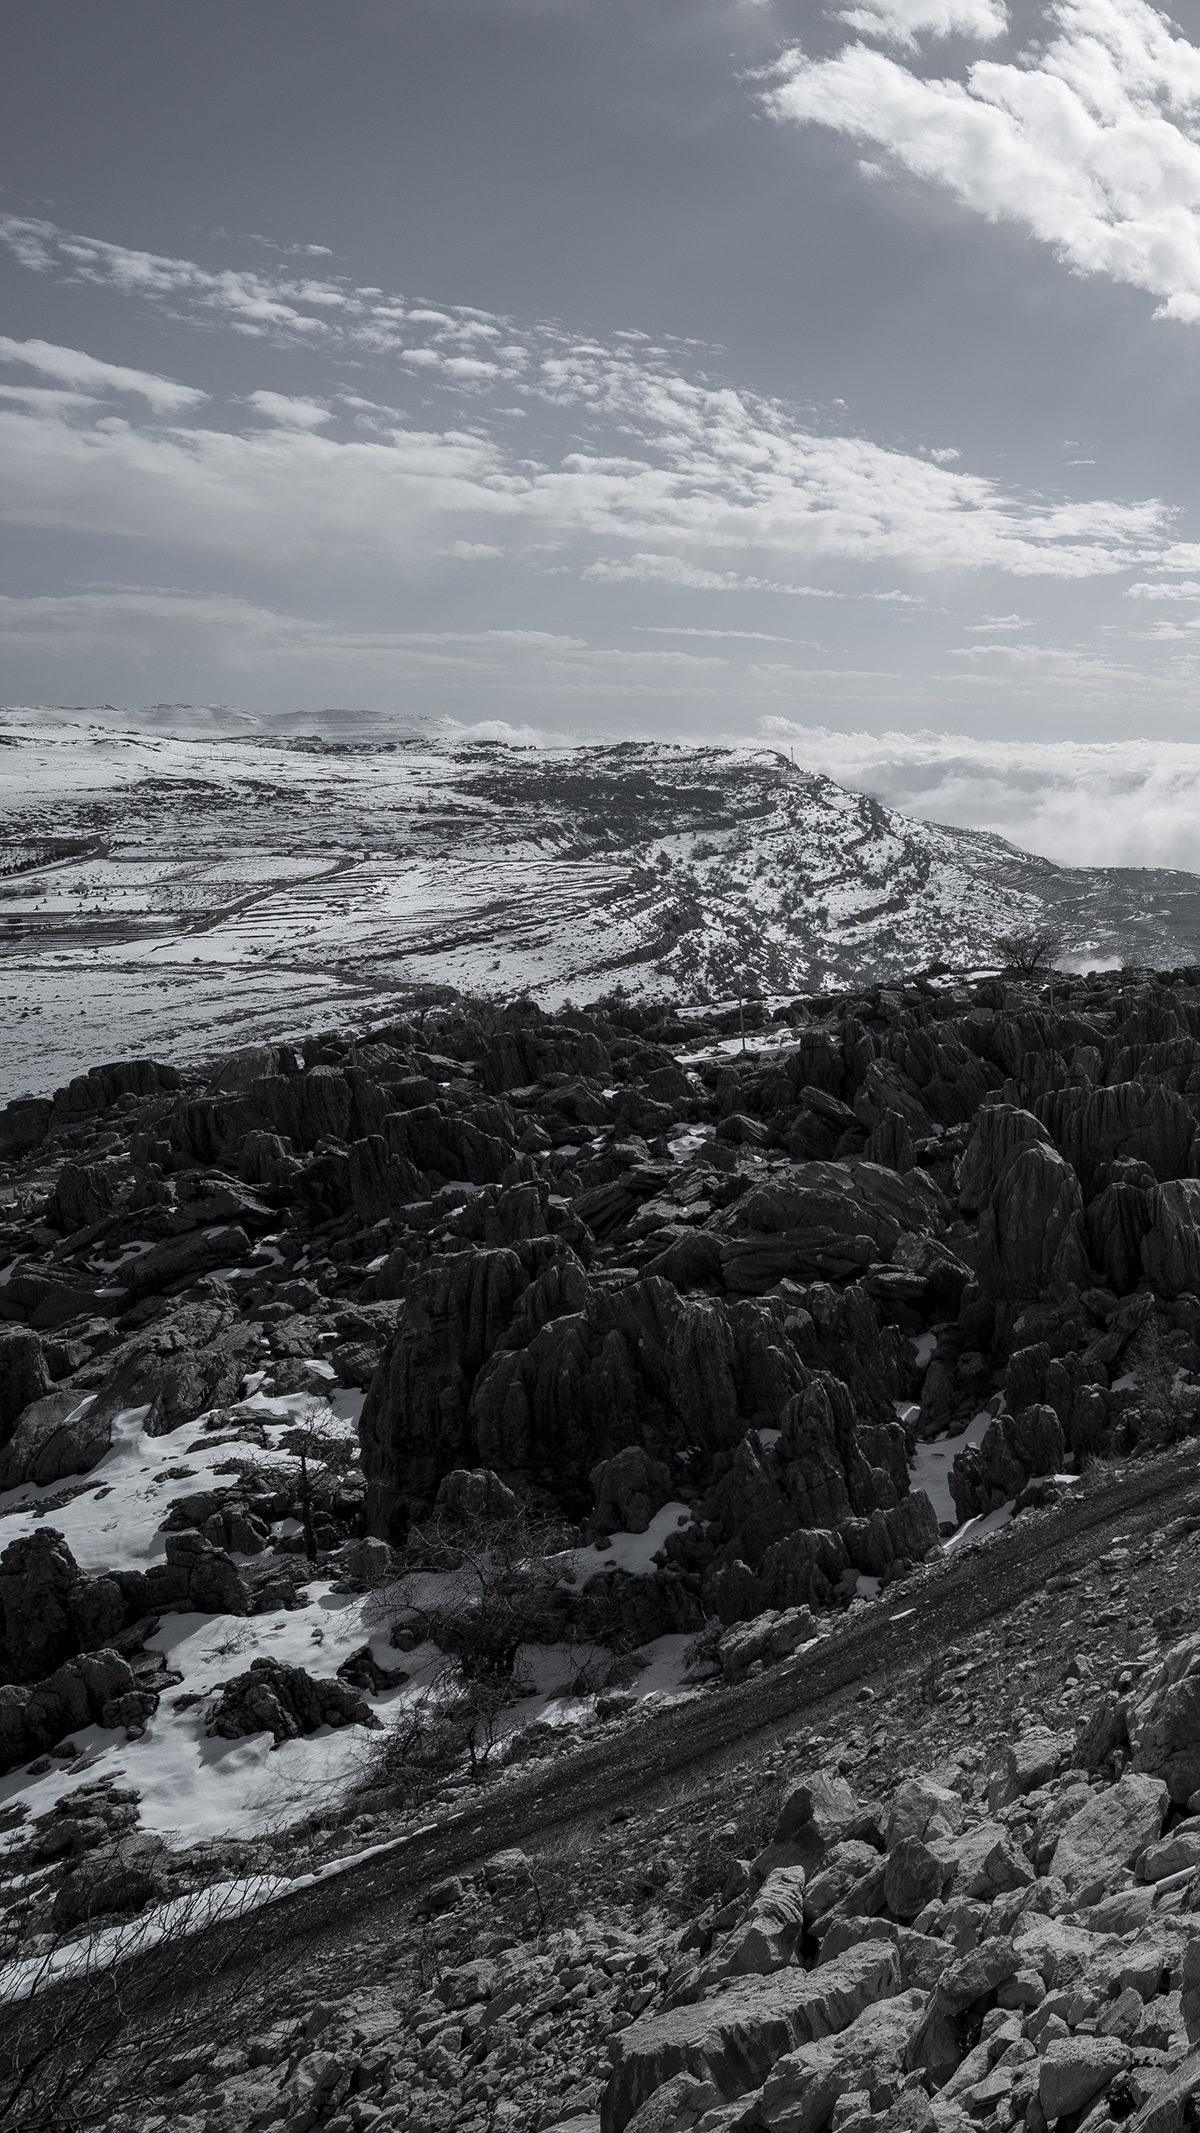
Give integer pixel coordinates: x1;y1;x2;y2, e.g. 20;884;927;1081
0;1329;50;1443
592;1447;675;1536
1038;2036;1130;2121
601;1942;902;2133
906;1940;1023;2087
886;1779;965;1849
1050;1773;1168;1893
1138;1831;1200;1883
1126;1636;1200;1803
692;1868;809;1987
1125;2046;1200;2133
0;1390;113;1490
433;1468;522;1524
756;1990;928;2133
205;1659;382;1745
51;1832;167;1927
884;1839;949;1923
776;1773;862;1847
974;1141;1089;1303
944;1821;1034;1899
987;1729;1072;1812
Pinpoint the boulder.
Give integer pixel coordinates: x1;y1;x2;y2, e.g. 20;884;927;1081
433;1468;522;1525
715;1607;820;1683
958;1106;1052;1216
0;1328;50;1443
0;1648;157;1775
51;1833;168;1927
1125;2047;1200;2133
1050;1772;1168;1892
987;1728;1071;1810
600;1941;901;2133
0;1390;113;1490
205;1658;383;1746
950;1406;1066;1523
883;1838;949;1923
591;1447;674;1536
1141;1181;1200;1299
905;1938;1022;2086
1126;1635;1200;1803
757;1990;928;2133
1038;2035;1130;2121
886;1778;964;1849
691;1867;809;1988
776;1772;862;1848
975;1143;1089;1302
118;1223;253;1300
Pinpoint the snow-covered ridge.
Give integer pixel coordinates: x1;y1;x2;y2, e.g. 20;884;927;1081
3;711;1200;1097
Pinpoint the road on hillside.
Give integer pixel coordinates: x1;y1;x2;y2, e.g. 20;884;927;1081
133;1438;1200;1994
5;1436;1196;2071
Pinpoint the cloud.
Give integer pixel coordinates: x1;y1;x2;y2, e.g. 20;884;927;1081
0;216;1183;597
247;390;331;429
0;336;205;413
0;357;1168;586
836;0;1008;49
759;718;1200;868
1126;579;1200;598
635;626;804;640
765;0;1200;320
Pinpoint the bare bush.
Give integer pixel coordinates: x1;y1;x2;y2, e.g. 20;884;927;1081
0;1853;298;2132
362;1497;579;1801
991;926;1069;975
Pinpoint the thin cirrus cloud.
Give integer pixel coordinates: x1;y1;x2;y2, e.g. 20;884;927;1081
0;591;732;697
764;0;1200;321
0;335;206;413
759;721;1200;871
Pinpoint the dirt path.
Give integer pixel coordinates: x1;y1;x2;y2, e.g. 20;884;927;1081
108;1434;1199;2010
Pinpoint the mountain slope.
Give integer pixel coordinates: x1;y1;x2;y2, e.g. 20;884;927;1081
3;712;1200;1093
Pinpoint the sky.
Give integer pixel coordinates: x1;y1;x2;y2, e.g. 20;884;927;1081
7;0;1200;862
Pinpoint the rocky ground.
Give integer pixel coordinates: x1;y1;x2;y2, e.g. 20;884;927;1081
6;963;1200;2123
26;1445;1200;2133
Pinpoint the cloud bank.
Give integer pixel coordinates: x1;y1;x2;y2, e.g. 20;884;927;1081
762;719;1200;870
766;0;1200;321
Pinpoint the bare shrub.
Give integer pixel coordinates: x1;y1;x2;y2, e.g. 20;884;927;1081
0;1855;298;2132
991;926;1068;975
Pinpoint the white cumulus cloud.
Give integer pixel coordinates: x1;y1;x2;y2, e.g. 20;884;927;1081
836;0;1009;51
766;0;1200;320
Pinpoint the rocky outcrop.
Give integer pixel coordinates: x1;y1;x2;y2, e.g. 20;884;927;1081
0;1328;50;1443
204;1658;382;1745
0;1525;253;1686
974;1135;1089;1303
602;1941;901;2132
712;1162;946;1294
0;1648;158;1776
949;1405;1067;1521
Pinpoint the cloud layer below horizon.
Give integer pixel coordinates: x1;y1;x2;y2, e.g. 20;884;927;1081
762;720;1200;873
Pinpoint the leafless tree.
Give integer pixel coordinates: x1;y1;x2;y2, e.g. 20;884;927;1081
0;1845;301;2132
278;1410;360;1567
991;926;1069;976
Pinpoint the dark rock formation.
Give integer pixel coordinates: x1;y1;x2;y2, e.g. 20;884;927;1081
205;1657;382;1745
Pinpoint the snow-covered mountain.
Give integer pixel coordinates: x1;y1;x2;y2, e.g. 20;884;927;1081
3;708;1200;1096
